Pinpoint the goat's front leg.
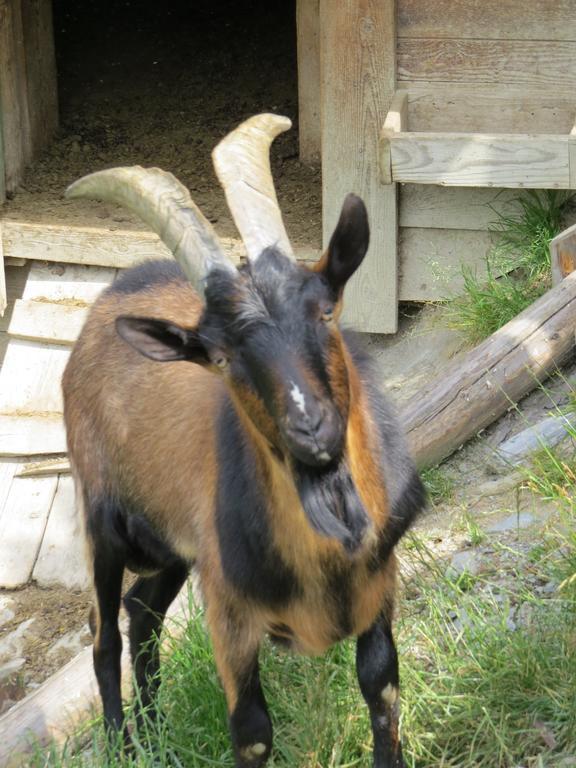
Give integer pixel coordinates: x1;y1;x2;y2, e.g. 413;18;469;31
207;601;272;767
356;613;404;768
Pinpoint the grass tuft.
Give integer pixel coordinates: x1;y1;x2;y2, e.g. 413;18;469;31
444;190;575;344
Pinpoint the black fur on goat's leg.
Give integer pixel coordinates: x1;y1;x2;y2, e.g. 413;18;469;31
229;655;273;768
123;559;189;726
356;612;405;768
89;501;127;740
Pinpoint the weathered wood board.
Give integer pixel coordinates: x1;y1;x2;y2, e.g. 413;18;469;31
398;39;576;88
8;300;89;345
399;228;494;301
0;229;6;317
321;0;398;332
389;133;571;188
398;0;576;41
0;0;33;193
0;471;58;587
296;0;321;165
22;260;116;302
21;0;58;157
0;339;69;414
33;475;90;589
403;82;576;136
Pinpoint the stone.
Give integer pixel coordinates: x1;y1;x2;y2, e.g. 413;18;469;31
47;625;91;658
0;657;25;682
0;596;15;628
446;550;481;578
485;512;535;533
0;618;35;663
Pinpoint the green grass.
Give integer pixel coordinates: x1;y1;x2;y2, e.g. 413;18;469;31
30;524;576;768
421;466;454;506
444;190;575;344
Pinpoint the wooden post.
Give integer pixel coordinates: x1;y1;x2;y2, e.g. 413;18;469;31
320;0;398;333
296;0;321;165
21;0;59;156
0;0;33;194
0;100;5;203
550;221;576;284
0;224;6;316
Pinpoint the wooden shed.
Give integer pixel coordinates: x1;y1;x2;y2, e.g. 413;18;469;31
1;0;575;332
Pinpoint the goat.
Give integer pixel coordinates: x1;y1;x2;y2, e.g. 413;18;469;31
62;114;426;768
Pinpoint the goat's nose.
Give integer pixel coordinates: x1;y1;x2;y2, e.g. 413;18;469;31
284;396;342;466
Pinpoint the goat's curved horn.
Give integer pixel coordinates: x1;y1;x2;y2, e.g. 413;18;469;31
212;113;295;262
66;167;236;296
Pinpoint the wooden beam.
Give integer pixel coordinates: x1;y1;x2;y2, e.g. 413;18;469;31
0;225;6;316
0;96;5;204
403;270;576;469
0;0;33;193
16;456;69;477
380;90;408;184
296;0;321;165
550;221;576;285
389;132;571;188
569;116;576;189
321;0;398;333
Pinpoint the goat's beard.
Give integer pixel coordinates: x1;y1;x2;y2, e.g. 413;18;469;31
293;459;370;555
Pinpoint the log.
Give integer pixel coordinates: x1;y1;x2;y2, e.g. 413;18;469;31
403;270;576;469
550;221;576;285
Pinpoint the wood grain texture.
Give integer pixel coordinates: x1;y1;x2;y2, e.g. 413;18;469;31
21;0;58;157
0;98;5;203
0;0;32;193
33;475;90;589
8;299;89;344
403;82;576;135
398;39;576;88
0;339;69;414
0;473;58;587
321;0;398;332
17;456;69;477
0;227;6;316
399;227;493;301
380;89;407;183
22;260;115;302
297;0;321;165
390;133;570;188
399;186;521;230
0;414;66;455
398;0;576;41
403;270;576;468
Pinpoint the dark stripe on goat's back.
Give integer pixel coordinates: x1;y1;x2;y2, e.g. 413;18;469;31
215;397;301;607
107;260;187;295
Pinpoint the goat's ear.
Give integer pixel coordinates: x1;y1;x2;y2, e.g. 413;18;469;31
316;194;370;295
115;316;209;364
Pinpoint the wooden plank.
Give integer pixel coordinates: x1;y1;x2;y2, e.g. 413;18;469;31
17;456;69;477
399;228;494;301
297;0;321;165
0;473;58;587
550;222;576;285
399;186;521;231
33;475;90;589
2;221;172;268
8;299;89;344
0;0;33;193
0;225;6;317
390;133;570;188
398;39;576;88
0;93;5;204
21;0;58;158
0;414;66;455
570;120;576;189
403;82;576;135
398;0;576;41
0;340;69;414
403;269;576;469
22;260;115;303
321;0;398;332
0;458;19;519
380;90;408;184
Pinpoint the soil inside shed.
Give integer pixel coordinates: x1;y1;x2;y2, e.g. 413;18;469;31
2;0;322;252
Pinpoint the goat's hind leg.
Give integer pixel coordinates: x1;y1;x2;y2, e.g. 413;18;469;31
89;517;126;738
123;559;189;725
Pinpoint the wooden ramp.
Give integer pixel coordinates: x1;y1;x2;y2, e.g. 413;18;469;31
0;261;115;589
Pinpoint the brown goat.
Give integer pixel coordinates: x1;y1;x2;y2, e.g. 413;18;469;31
62;114;426;768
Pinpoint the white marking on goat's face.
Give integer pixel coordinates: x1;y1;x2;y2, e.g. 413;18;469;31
290;382;307;416
317;451;331;463
381;683;399;707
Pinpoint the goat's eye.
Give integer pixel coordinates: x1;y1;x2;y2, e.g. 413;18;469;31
213;353;229;369
321;306;335;323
